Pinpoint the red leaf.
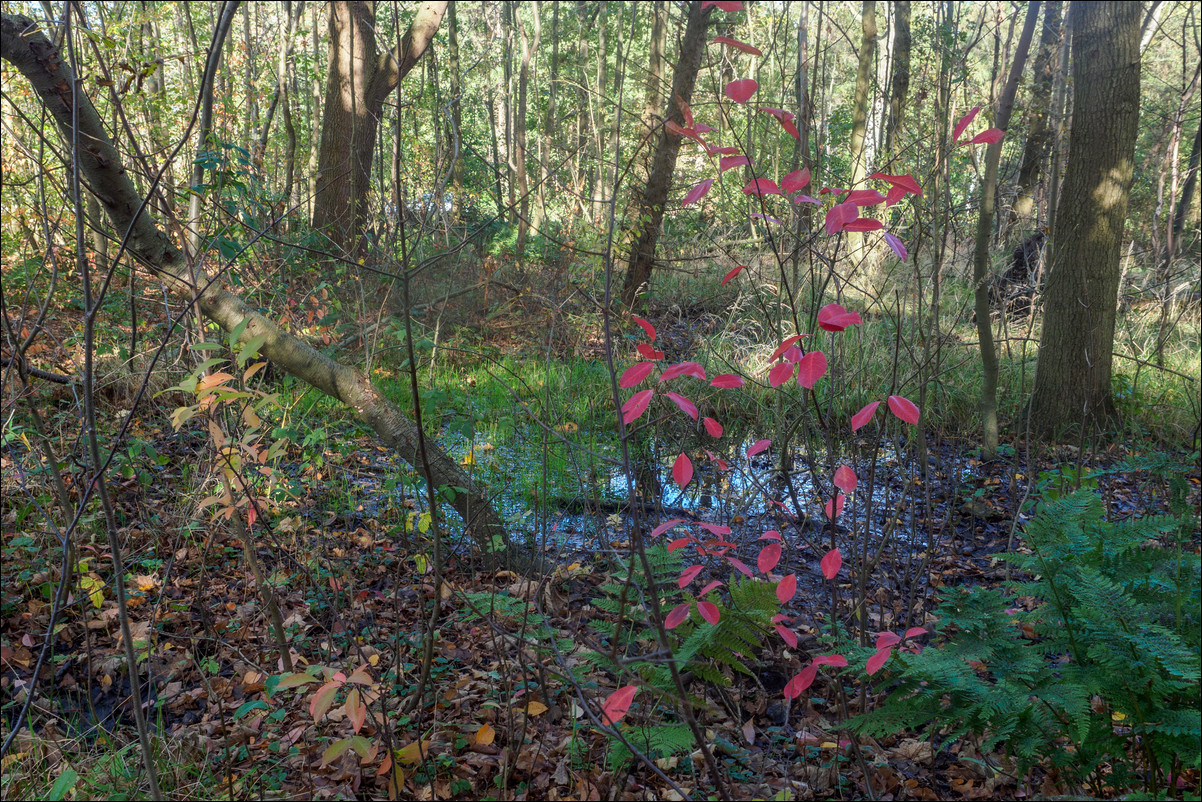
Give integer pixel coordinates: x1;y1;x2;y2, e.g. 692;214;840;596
756;106;794;123
683;178;715;205
724;78;758;103
718;155;749;173
742;177;780;196
759;529;781;541
601;685;639;725
843;217;883;232
672;452;694;489
820;548;842;579
963;127;1004;146
698;522;732;536
869;171;923;196
812;654;849;668
884;232;908;260
794;194;820;205
702;0;744;10
706;144;741;156
678;564;703;588
824;494;845;520
698;579;724;596
952;104;981;142
697;601;721;625
824;202;859;235
726;556;753;577
783;664;819;699
665;603;691;629
817;303;864;332
746;439;771;458
621;389;654;425
851;401;880;432
636;343;665;360
721;265;745;286
619;361;655;388
769;334;808;361
844;189;886;206
875;632;902;650
781;167;811;194
769;361;795;387
675;94;693;127
665;391;699;421
631;315;657;341
712;35;762;55
796;351;827;389
887;394;920;425
780;117;800;140
247;504;257;527
710;373;744;388
866;647;893;675
776;573;797;603
667;537;693;553
775;625;798;648
660;361;706;381
833;465;857;494
665;120;706;145
884;184;909;207
904;627;929;640
750;212;783;225
703;417;723;438
650;518;685;538
757;542;781;573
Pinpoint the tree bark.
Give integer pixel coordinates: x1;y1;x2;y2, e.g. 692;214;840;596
311;1;447;253
619;0;713;306
1028;1;1141;436
883;0;910;159
846;0;877;254
515;2;533;255
0;11;511;561
1010;0;1062;228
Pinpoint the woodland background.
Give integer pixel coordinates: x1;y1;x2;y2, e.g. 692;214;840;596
0;1;1199;800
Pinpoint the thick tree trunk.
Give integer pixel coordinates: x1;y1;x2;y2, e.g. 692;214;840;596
1010;0;1063;228
515;3;532;255
619;0;713;306
883;0;910;159
846;1;877;254
1028;1;1141;436
1;11;511;561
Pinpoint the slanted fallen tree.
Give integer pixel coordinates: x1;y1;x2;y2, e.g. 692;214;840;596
1;13;512;561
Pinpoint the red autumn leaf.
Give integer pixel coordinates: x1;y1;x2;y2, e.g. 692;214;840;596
750;212;783;225
683;178;715;205
781;167;811;194
884;184;909;207
650;518;685;538
757;542;781;573
812;654;849;668
759;529;781;541
726;556;754;577
742;177;781;196
636;343;665;360
904;627;929;640
783;664;819;699
665;603;691;629
824;202;859;235
757;106;794;122
619;361;655;388
678;564;703;588
820;547;842;579
698;522;731;536
769;361;795;387
706;144;741;156
698;580;724;596
702;0;744;10
884;232;908;260
866;647;893;675
963;127;1004;146
712;35;761;55
621;389;654;425
796;351;827;389
703;417;723;438
660;361;706;381
844;189;887;206
667;537;693;553
776;573;797;603
721;265;745;285
834;466;857;494
601;685;639;725
675;94;693;127
887;394;920;425
710;373;744;388
869;171;923;196
724;78;758;103
794;193;820;205
746;439;771;458
775;624;798;648
875;631;902;650
665;391;698;421
631;315;657;341
843;217;883;232
665;120;706;145
952;104;981;142
247;504;257;527
672;452;694;489
851;401;880;432
780;117;800;140
697;601;721;625
769;334;808;361
817;303;864;332
824;494;845;520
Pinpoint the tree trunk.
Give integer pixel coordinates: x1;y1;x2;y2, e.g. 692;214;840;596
847;0;877;254
1010;0;1063;229
0;11;511;561
619;0;713;306
1172;122;1201;247
883;0;910;159
515;2;532;255
448;0;463;222
1028;1;1141;437
312;1;447;253
971;2;1039;460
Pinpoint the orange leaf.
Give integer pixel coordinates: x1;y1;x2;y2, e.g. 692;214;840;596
475;723;496;746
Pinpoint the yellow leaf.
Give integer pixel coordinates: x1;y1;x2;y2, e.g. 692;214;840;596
521;701;548;717
368;653;380;666
395;740;431;764
475;723;495;746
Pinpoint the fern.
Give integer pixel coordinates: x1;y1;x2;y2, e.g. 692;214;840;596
606;723;694;772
